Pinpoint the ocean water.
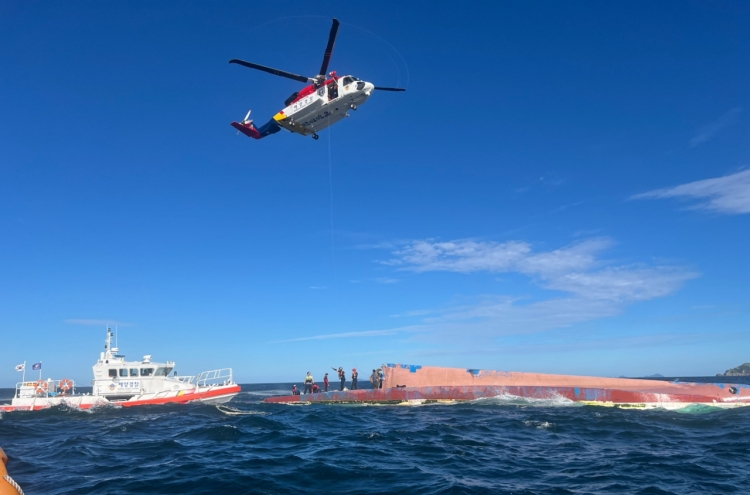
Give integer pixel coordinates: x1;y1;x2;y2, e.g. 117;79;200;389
2;382;750;495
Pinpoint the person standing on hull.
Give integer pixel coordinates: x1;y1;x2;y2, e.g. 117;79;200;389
333;367;346;390
370;369;378;390
323;373;329;392
304;372;314;394
377;368;384;389
351;368;358;390
339;367;346;390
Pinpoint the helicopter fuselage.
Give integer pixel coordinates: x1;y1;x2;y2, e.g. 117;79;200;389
230;18;402;140
273;75;375;136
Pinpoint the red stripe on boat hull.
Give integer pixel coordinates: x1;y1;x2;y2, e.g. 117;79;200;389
0;385;241;412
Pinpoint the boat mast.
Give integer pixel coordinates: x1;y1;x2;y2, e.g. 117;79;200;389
104;327;114;360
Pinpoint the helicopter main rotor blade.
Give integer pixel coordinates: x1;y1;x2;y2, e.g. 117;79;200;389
318;18;340;77
229;59;311;83
373;86;406;92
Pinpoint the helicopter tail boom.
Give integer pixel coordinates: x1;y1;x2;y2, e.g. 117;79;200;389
231;119;282;140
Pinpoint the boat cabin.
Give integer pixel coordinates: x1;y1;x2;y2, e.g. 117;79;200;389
92;329;195;400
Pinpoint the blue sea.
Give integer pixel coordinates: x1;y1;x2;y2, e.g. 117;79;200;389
2;380;750;495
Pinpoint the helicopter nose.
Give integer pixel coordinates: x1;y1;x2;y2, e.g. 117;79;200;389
363;82;374;94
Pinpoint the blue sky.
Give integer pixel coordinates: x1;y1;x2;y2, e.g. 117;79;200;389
1;2;749;385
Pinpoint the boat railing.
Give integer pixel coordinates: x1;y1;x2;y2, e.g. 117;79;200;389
195;368;233;388
15;379;77;399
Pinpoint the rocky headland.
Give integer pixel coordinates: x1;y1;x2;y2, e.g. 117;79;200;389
718;363;750;376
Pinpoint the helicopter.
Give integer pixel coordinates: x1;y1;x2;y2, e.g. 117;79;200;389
230;18;405;141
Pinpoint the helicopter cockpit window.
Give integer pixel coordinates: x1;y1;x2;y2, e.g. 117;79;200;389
342;76;354;86
284;91;300;107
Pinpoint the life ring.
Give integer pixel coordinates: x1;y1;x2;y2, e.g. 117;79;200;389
59;379;73;392
34;381;48;394
0;447;25;495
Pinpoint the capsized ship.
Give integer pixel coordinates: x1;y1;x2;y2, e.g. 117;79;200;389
1;328;240;412
264;364;750;409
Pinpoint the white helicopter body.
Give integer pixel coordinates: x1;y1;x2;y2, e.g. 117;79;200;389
230;19;402;140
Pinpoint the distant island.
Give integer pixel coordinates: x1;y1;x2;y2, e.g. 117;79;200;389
718;363;750;376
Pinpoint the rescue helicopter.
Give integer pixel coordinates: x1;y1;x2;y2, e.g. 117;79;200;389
230;18;405;140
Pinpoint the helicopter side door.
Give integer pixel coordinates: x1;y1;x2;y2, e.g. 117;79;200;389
327;80;339;101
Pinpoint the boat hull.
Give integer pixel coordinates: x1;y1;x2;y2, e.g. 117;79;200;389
264;365;750;409
0;384;241;412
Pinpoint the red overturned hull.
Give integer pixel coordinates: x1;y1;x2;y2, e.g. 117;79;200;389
264;365;750;409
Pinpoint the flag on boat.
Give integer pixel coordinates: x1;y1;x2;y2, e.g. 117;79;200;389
32;362;42;371
15;363;24;371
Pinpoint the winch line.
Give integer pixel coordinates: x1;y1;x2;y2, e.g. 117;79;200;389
327;122;336;286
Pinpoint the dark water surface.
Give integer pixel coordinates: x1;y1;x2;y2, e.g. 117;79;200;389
2;383;750;494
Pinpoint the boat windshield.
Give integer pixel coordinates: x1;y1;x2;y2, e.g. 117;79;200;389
140;368;154;377
130;368;139;377
154;367;173;377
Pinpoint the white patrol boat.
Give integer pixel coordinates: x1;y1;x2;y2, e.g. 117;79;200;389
1;328;241;412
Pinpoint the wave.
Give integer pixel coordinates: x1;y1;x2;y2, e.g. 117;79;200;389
523;419;556;429
468;391;582;408
215;405;268;416
240;389;291;398
673;403;727;415
4;395;750;495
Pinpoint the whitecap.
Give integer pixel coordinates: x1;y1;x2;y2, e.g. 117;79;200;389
470;392;580;408
215;405;268;416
